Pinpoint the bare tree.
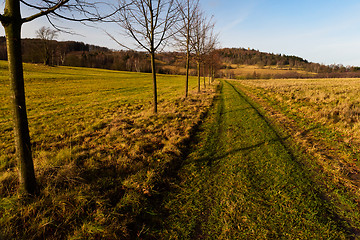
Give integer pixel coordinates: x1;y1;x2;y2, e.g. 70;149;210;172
190;10;216;93
36;26;58;65
201;22;219;87
174;0;199;98
206;49;221;83
113;0;179;113
0;0;119;195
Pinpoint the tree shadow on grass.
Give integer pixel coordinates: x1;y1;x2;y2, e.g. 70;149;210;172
135;81;358;239
180;80;357;239
218;80;359;238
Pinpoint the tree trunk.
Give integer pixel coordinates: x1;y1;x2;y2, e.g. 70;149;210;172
150;51;158;114
2;0;37;195
211;65;214;83
197;61;200;93
203;65;206;89
185;46;190;98
209;66;211;85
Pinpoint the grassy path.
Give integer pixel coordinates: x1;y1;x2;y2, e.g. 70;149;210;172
161;80;354;239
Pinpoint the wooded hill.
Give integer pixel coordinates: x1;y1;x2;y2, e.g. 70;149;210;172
219;48;360;78
1;36;360;78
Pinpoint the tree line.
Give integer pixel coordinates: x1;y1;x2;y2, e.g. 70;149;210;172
2;37;359;79
219;47;360;78
0;36;198;74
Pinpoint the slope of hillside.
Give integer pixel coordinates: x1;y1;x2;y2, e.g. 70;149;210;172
2;37;360;78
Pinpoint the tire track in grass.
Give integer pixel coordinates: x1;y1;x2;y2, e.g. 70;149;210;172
162;80;355;239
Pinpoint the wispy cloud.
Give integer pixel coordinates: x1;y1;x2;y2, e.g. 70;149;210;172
222;16;248;32
221;0;260;32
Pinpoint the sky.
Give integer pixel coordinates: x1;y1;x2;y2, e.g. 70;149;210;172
202;0;360;66
2;0;360;66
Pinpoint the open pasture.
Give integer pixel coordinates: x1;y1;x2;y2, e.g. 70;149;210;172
236;78;360;177
220;64;315;78
238;78;360;140
0;60;200;171
236;78;360;222
0;60;216;239
223;78;360;238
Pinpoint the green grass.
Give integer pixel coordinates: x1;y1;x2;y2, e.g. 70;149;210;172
2;60;359;238
0;60;217;239
231;78;360;237
0;61;197;170
219;64;316;79
161;80;357;239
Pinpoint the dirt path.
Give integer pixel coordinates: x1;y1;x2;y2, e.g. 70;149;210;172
160;80;356;239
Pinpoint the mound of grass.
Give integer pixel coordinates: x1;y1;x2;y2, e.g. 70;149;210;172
0;60;217;239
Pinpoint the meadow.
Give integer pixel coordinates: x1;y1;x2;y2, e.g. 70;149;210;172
2;60;360;238
219;64;315;79
160;80;360;239
236;78;360;164
0;60;216;239
233;78;360;235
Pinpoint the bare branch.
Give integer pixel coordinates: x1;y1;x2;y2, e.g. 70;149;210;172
20;0;124;30
0;13;5;23
110;0;180;113
22;0;69;23
115;0;179;53
105;30;133;51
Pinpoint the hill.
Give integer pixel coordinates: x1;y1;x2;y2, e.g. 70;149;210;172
218;48;360;79
1;37;360;78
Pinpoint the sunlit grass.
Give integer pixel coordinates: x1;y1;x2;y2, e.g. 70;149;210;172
220;64;315;78
1;61;197;170
162;80;358;239
232;78;360;237
236;78;360;162
0;60;217;239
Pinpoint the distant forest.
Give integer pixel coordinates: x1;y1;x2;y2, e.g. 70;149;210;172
219;48;360;78
1;36;360;78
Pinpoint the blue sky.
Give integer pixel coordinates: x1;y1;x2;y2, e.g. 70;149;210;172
2;0;360;66
202;0;360;66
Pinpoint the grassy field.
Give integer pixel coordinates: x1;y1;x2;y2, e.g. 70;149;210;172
160;80;359;239
219;64;315;79
236;78;360;185
0;60;217;239
232;78;360;237
2;60;360;239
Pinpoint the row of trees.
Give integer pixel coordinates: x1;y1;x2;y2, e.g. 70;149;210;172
112;0;218;111
220;48;309;68
0;0;219;195
5;35;360;79
0;37;220;75
220;47;360;75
